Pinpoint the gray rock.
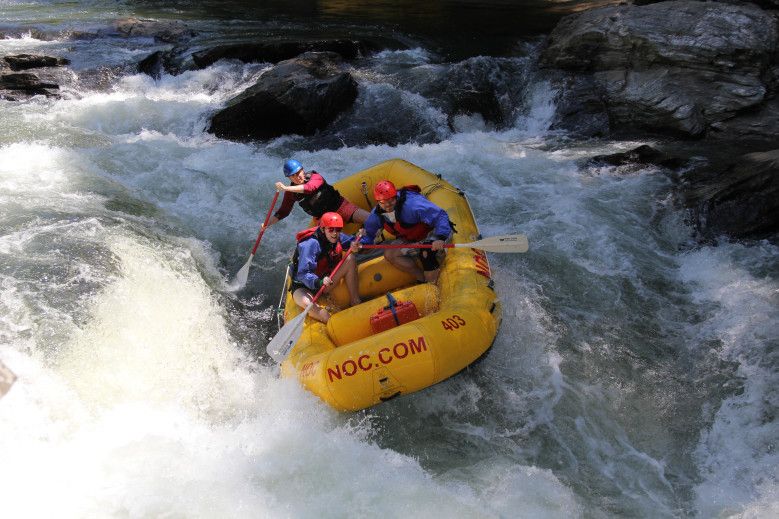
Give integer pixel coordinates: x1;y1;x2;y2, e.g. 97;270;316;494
4;54;70;71
708;97;779;142
111;18;195;43
540;1;778;139
443;56;513;126
207;52;358;141
137;49;186;78
191;40;372;69
0;72;59;98
586;144;686;169
684;149;779;241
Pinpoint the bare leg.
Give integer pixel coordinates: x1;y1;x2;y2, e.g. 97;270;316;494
325;255;361;306
424;268;440;284
351;208;370;225
292;288;330;323
384;247;424;282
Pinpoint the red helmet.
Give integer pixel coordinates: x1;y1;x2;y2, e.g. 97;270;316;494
374;180;397;202
319;212;343;229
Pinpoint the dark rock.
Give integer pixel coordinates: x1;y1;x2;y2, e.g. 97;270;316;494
138;51;166;79
72;66;126;92
208;52;358;141
547;72;610;137
708;97;779;143
539;1;778;140
4;54;70;71
191;40;371;69
112;18;196;43
0;73;59;97
587;145;686;169
137;49;184;78
321;83;451;147
685;149;779;241
443;57;511;126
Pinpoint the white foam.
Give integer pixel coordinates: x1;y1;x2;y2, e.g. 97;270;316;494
3;227;583;517
514;80;558;136
8;20;777;516
678;243;779;517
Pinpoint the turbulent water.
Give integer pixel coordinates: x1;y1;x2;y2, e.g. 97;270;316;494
1;2;778;518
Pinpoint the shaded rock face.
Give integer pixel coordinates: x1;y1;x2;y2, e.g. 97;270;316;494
443;56;515;126
0;72;59;99
684;149;779;241
4;54;70;71
191;40;372;69
586;144;686;169
208;52;358;141
387;56;526;130
112;18;195;43
540;1;778;140
137;50;186;79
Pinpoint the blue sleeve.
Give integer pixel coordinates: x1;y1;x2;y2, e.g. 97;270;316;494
406;194;452;239
360;210;382;244
294;240;322;291
339;233;355;248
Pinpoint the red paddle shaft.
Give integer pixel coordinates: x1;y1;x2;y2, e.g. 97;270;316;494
250;191;280;255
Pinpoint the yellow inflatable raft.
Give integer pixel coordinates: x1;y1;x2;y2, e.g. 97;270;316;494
278;159;502;411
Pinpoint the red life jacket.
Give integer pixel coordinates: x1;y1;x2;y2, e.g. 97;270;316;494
293;227;343;277
379;185;432;242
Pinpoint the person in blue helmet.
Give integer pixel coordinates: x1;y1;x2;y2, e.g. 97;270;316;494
360;180;453;284
290;212;363;323
263;159;369;230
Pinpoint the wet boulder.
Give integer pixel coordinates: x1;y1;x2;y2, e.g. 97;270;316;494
443;56;517;126
191;40;371;68
4;54;70;71
208;51;358;141
111;18;196;43
684;149;779;241
586;145;686;169
0;72;59;99
540;1;778;140
137;49;185;78
706;97;779;143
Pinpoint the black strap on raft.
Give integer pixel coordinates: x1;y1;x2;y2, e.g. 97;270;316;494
384;292;400;326
361;181;372;208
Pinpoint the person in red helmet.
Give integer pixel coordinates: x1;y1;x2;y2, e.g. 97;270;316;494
361;180;453;284
263;160;369;230
289;212;363;323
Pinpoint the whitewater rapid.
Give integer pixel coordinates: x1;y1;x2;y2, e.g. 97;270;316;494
1;11;777;518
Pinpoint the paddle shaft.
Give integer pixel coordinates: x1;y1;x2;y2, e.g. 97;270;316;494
362;243;452;250
360;233;528;253
250;191;280;255
309;247;353;304
266;247;354;363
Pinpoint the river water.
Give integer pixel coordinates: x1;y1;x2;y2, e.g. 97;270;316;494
1;2;777;518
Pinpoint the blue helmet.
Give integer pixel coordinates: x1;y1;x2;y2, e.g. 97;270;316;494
283;159;303;177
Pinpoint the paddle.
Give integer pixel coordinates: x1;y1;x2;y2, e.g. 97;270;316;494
0;359;16;399
361;233;529;254
228;191;280;291
266;248;354;363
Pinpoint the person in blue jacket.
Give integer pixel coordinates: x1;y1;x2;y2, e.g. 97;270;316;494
291;212;362;323
361;180;452;284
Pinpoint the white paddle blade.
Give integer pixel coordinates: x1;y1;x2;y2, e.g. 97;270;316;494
227;255;253;292
0;360;17;399
457;234;529;253
266;305;311;363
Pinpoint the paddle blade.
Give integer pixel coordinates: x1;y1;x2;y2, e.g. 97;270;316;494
458;234;529;253
266;306;311;363
0;359;16;399
227;254;253;292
